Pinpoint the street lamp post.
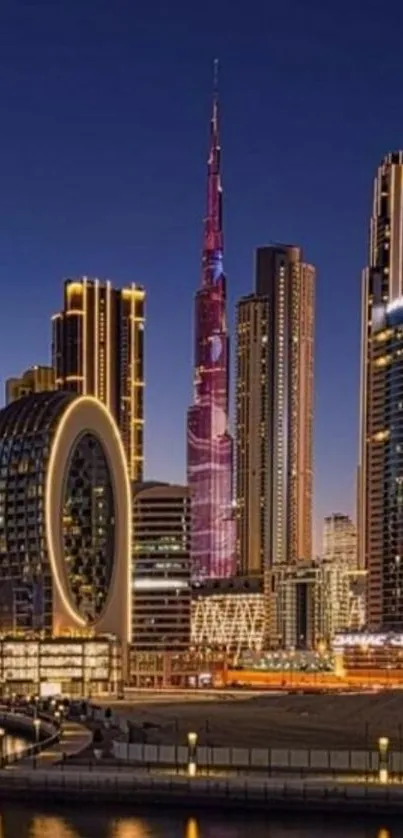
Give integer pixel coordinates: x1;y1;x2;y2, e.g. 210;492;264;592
378;736;389;783
0;727;5;769
187;731;198;777
33;718;40;769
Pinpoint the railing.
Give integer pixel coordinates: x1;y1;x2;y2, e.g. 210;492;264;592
111;740;403;777
0;711;60;768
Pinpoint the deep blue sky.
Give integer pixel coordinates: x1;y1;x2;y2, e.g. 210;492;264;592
1;0;402;550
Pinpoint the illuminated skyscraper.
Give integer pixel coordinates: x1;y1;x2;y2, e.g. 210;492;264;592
236;246;315;646
236;294;269;576
363;299;403;629
236;246;315;575
6;365;55;404
359;151;403;628
186;66;235;580
52;278;145;481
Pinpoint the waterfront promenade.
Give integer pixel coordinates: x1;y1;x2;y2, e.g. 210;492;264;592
4;693;403;814
13;721;92;769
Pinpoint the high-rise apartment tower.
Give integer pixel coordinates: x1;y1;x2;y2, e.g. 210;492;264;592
363;299;403;628
236;245;315;577
359;151;403;628
186;67;235;580
52;278;145;481
236;295;269;575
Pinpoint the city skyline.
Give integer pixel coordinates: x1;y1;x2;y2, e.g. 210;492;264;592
2;0;402;551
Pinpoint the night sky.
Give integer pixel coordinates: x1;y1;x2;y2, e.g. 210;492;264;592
1;0;402;551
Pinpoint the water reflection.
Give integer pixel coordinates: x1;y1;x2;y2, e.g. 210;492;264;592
109;820;153;838
185;819;200;838
4;735;27;757
29;817;79;838
0;808;400;838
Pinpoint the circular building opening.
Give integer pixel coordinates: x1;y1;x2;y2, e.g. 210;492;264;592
63;432;115;623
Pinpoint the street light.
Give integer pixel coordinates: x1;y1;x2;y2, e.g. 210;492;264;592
0;727;5;769
187;731;198;777
378;736;389;783
33;718;40;769
33;717;40;743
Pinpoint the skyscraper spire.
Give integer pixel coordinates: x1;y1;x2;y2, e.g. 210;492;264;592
187;66;235;581
203;59;223;285
213;57;219;99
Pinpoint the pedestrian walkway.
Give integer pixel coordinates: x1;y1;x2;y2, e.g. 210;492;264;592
10;721;92;770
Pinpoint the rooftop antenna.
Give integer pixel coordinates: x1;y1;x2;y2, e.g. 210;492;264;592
213;58;219;100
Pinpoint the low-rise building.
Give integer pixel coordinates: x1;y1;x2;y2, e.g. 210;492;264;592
333;631;403;677
0;636;122;697
128;649;223;689
191;577;265;655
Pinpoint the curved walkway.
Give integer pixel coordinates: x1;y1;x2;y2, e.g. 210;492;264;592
10;721;92;770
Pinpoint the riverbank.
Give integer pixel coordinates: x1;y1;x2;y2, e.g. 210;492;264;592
0;768;403;814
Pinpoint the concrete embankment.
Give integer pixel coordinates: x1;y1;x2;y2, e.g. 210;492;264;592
1;769;403;814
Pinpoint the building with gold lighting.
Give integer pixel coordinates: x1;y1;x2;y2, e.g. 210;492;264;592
52;277;145;481
5;365;55;405
236;245;315;645
191;577;265;655
0;391;131;646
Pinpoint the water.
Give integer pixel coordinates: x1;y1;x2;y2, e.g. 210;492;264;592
0;808;399;838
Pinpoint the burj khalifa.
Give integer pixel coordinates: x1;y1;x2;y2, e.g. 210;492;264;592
187;65;235;581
